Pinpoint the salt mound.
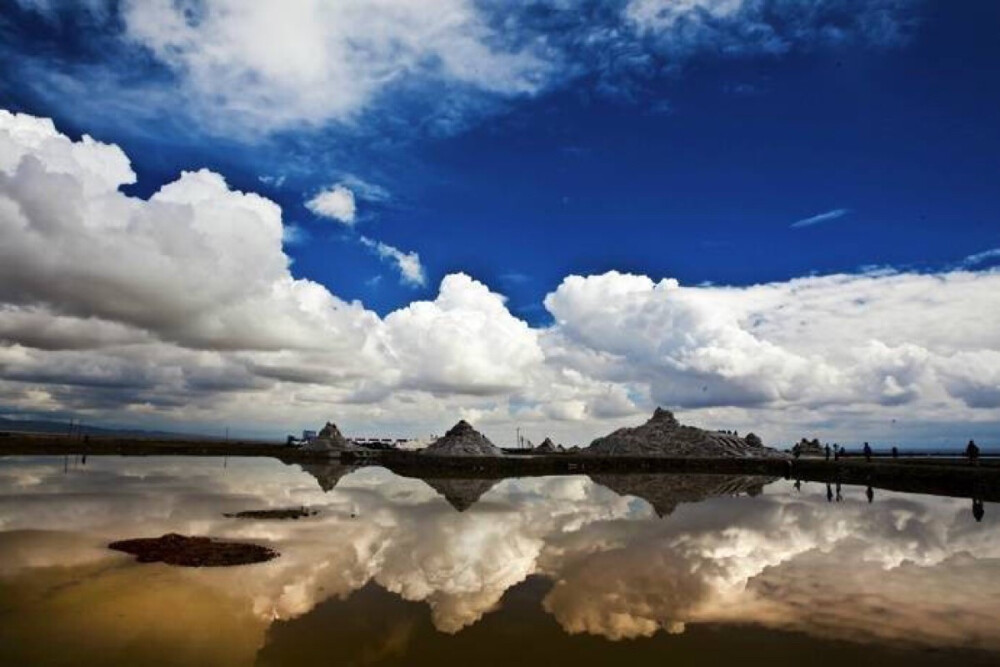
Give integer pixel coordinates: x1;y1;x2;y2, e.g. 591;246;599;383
422;420;502;457
534;437;558;454
586;408;785;458
302;421;358;455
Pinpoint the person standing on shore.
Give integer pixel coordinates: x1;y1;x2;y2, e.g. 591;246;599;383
967;440;980;466
863;442;872;462
825;444;831;461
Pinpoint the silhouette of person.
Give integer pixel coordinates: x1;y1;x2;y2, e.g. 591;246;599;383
973;498;985;523
891;446;899;459
839;445;847;459
825;444;831;461
826;483;833;503
836;482;843;503
967;440;980;466
866;485;874;503
863;442;872;462
794;479;802;491
834;446;840;461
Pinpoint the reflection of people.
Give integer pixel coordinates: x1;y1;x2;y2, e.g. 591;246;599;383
825;444;831;461
866;486;874;503
863;442;872;462
973;498;985;523
826;483;833;502
794;479;802;492
967;440;980;466
836;482;843;503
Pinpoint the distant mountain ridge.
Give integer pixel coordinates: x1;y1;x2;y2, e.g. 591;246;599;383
0;416;218;441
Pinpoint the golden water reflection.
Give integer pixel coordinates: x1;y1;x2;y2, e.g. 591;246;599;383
0;455;997;666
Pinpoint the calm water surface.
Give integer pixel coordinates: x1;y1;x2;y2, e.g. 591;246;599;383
0;456;998;666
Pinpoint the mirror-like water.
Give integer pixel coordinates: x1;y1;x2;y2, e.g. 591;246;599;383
0;456;997;666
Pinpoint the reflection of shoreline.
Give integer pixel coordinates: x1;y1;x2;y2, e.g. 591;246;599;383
377;457;1000;504
588;474;775;517
4;434;1000;503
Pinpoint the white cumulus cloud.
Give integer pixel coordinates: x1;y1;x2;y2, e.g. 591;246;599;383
117;0;550;131
306;184;357;225
1;109;998;447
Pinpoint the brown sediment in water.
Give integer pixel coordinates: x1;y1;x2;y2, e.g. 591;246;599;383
224;507;318;520
108;533;278;567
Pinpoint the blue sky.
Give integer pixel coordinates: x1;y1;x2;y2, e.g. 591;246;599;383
3;0;997;319
0;0;998;445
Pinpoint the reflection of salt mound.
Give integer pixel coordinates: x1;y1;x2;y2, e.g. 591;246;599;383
420;477;501;512
422;421;502;457
297;462;357;492
587;408;783;458
302;422;359;455
590;474;776;517
534;438;558;454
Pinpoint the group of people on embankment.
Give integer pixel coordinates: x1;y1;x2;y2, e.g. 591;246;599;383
793;439;984;465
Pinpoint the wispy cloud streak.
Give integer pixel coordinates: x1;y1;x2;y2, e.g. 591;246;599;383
961;247;1000;268
790;208;850;229
360;236;427;287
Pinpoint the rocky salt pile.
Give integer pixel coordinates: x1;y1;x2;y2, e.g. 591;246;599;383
534;437;558;454
302;421;358;454
422;420;503;457
586;408;785;458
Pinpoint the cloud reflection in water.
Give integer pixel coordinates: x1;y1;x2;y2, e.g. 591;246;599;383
0;455;997;664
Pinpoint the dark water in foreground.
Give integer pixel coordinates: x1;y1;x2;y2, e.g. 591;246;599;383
0;456;998;666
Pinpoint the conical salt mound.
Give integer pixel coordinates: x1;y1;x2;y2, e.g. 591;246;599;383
303;421;357;455
534;437;557;453
422;420;502;457
586;408;785;458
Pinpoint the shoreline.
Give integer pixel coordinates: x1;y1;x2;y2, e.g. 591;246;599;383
2;432;998;502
